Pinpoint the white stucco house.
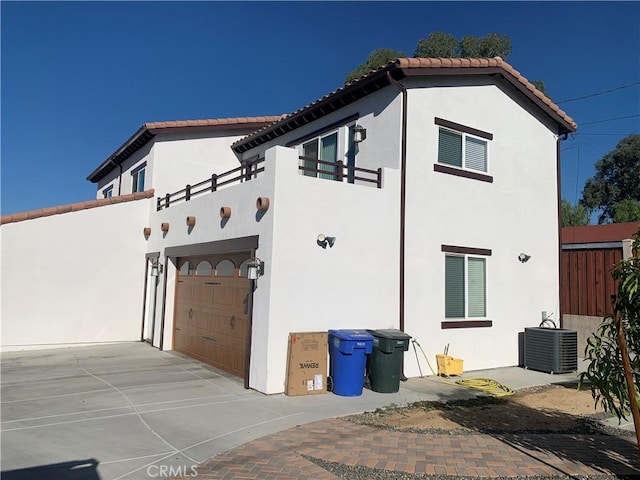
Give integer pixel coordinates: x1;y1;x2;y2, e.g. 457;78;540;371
1;57;576;394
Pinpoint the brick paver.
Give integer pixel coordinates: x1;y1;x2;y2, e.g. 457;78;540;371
174;418;640;479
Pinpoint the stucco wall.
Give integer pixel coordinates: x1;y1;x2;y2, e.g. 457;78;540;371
401;80;561;375
1;199;151;349
147;146;400;393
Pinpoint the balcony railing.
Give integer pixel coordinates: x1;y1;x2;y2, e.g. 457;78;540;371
298;156;382;188
156;158;264;211
156;155;383;211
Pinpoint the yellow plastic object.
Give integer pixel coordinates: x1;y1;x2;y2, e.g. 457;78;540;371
436;354;464;376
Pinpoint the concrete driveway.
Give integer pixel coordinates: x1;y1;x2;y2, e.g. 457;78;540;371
1;342;589;479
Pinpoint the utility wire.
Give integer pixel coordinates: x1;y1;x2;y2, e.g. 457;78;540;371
579;114;640;126
556;81;640;104
575;132;638;136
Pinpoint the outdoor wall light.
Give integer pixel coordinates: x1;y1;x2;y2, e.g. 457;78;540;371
518;253;532;263
353;124;367;143
150;259;163;277
317;234;336;249
246;257;264;280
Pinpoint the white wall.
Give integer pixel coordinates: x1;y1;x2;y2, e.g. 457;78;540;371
147;146;400;393
1;199;151;349
402;80;561;376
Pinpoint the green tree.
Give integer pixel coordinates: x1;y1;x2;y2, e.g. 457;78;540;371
581;134;640;224
414;32;458;58
530;80;548;96
561;199;589;226
580;228;640;448
458;33;512;58
345;48;406;84
613;199;640;223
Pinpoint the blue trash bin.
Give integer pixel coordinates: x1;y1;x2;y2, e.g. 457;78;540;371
328;329;374;396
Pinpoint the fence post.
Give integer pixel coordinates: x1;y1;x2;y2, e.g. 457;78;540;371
211;174;217;192
185;184;191;202
377;168;383;188
336;160;344;182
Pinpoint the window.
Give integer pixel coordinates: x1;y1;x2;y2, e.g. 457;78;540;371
442;245;491;319
102;186;113;198
438;128;488;173
302;131;338;180
131;164;146;193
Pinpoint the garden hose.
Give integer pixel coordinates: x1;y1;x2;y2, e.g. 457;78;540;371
411;339;514;397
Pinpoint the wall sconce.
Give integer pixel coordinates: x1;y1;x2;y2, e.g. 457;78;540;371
220;206;232;219
186;216;196;227
317;234;336;249
150;258;163;277
161;222;170;232
246;257;264;280
518;253;532;263
353;124;367;143
256;197;270;211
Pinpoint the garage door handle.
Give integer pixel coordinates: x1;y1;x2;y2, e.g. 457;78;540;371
230;316;235;329
175;327;181;331
202;336;216;342
188;308;193;319
205;282;221;285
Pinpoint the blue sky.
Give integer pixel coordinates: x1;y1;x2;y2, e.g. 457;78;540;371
2;1;639;216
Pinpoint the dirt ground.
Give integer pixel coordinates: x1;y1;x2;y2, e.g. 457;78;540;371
350;383;607;433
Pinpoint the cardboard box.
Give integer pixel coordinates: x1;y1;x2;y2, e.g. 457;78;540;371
285;332;328;396
436;354;464;376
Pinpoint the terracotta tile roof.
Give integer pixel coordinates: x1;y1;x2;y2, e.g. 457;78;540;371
0;189;155;225
232;57;577;153
562;222;640;244
87;116;284;183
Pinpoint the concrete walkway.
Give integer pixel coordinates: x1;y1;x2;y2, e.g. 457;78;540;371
1;342;636;479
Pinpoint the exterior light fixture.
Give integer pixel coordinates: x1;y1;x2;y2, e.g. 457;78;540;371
317;234;336;249
518;253;531;263
246;257;264;280
150;259;163;277
353;125;367;143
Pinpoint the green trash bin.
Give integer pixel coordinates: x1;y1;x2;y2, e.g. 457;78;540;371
367;329;412;393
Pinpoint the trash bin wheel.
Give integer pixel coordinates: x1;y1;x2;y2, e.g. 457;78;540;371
327;376;333;392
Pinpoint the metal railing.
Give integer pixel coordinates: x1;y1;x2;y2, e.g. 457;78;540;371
156;158;264;211
298;156;382;188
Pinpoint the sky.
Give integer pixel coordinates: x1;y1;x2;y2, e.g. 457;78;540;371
1;1;639;216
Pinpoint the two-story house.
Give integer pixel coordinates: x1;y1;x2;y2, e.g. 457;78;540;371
1;57;576;394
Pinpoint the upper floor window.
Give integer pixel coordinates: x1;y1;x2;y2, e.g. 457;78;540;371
434;118;493;180
131;163;146;193
102;186;113;198
302;131;338;180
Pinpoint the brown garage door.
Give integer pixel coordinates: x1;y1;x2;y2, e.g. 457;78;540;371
173;253;251;378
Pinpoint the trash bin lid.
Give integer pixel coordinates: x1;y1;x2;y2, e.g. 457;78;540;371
368;329;412;340
328;329;374;342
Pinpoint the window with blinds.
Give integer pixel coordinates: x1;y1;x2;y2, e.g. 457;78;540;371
445;255;486;318
438;128;488;173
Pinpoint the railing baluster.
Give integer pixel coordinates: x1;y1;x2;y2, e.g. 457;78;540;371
165;193;170;208
185;184;191;201
377;168;382;188
211;174;217;192
156;197;161;211
336;160;344;182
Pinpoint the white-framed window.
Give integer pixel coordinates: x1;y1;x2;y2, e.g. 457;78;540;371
292;115;358;182
443;245;491;319
131;163;146;193
438;128;488;173
102;186;113;198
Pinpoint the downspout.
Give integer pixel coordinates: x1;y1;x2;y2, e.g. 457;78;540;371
107;157;124;196
387;71;408;334
557;133;568;327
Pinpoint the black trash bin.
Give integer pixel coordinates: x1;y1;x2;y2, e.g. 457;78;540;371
367;329;411;393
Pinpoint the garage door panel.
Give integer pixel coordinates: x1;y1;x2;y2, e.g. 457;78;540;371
174;253;251;379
